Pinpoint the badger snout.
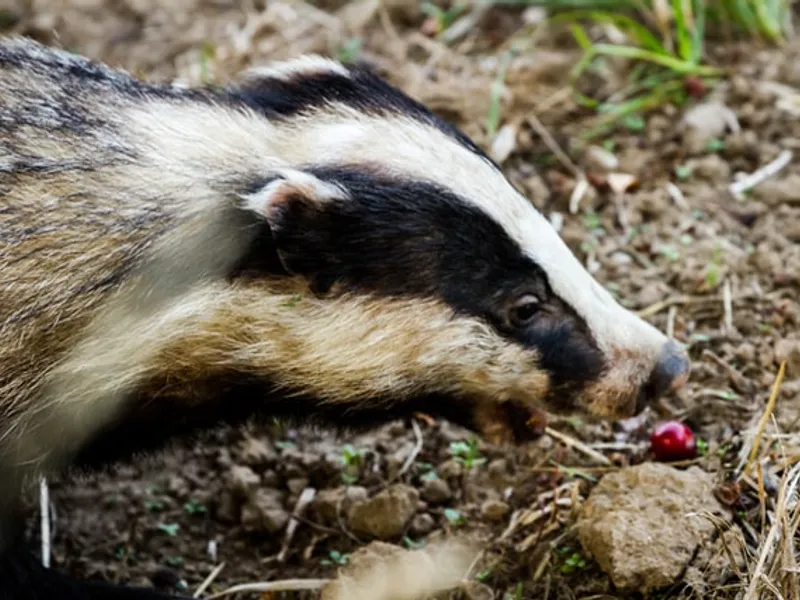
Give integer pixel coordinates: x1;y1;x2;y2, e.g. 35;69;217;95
635;339;691;413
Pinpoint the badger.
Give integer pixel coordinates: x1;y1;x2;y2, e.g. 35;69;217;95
0;35;690;599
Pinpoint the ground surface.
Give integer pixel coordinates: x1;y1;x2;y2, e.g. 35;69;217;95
3;1;800;599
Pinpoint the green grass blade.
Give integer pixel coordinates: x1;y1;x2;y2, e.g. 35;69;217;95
590;43;720;75
547;9;669;53
671;0;693;62
690;0;706;64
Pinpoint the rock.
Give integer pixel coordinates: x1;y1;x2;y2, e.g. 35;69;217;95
239;437;277;467
241;488;289;534
165;475;189;499
584;145;619;172
681;101;739;154
213;491;239;524
752;174;800;207
286;477;310;495
775;337;800;376
686;154;731;183
227;465;260;499
347;484;419;540
480;499;509;522
576;462;729;594
421;477;452;504
409;513;436;536
314;486;368;526
438;459;464;480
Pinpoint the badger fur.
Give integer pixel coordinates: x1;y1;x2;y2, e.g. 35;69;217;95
0;36;690;598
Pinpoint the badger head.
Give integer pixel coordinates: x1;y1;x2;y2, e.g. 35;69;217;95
127;54;691;444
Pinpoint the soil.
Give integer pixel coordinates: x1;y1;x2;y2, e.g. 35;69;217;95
3;1;799;599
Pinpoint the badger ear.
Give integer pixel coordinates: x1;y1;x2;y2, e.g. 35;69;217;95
239;168;348;277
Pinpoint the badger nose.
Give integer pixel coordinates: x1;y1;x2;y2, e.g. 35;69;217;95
636;340;691;413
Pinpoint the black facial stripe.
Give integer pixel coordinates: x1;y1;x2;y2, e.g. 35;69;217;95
241;164;606;389
226;65;495;167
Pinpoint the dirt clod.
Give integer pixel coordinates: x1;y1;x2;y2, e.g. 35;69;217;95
480;499;509;522
241;488;289;534
421;477;453;504
576;463;729;594
774;336;800;375
346;484;419;540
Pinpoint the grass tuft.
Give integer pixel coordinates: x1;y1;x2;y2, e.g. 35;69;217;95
492;0;791;137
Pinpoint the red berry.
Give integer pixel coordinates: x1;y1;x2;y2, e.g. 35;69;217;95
649;421;697;462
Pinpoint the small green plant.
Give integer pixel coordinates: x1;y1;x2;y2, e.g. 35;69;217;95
321;550;350;566
696;438;709;456
183;499;207;515
157;522;180;537
420;1;467;36
444;508;467;526
557;546;587;574
198;42;216;85
510;0;790;138
340;444;363;484
144;499;166;512
402;536;426;550
475;569;492;582
337;38;362;64
675;164;693;180
166;555;184;567
503;582;524;600
449;438;486;469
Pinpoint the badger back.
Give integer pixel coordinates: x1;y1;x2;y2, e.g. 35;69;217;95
0;37;690;523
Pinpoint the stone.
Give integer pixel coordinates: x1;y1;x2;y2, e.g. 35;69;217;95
346;484;419;540
686;154;731;183
775;337;800;376
584;145;619;172
241;488;289;534
437;459;464;480
238;437;277;467
576;462;729;594
480;499;509;522
409;513;436;536
681;101;739;154
313;486;368;526
752;174;800;207
227;465;260;500
421;477;452;504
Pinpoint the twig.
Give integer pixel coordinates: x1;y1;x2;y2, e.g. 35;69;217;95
393;418;424;483
743;462;800;600
666;305;677;339
743;361;787;476
636;291;762;318
39;477;50;568
204;579;330;599
569;177;590;215
194;563;225;598
526;114;582;179
723;278;734;335
544;426;612;466
665;181;690;211
730;150;793;198
277;487;317;563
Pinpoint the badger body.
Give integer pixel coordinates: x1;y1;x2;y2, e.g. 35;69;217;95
0;36;690;599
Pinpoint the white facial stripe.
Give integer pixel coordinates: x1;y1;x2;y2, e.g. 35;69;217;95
269;110;668;359
240;55;351;82
124;98;666;361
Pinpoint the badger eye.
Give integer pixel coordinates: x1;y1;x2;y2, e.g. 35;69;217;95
508;295;540;328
